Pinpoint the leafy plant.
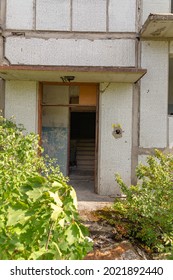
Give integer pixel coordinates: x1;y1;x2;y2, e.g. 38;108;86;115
0;116;92;260
114;150;173;256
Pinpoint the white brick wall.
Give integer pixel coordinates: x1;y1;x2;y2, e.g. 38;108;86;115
6;0;34;30
36;0;70;31
5;37;136;67
140;41;168;148
98;83;133;195
5;81;38;133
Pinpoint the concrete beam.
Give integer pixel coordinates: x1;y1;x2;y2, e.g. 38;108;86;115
5;37;136;67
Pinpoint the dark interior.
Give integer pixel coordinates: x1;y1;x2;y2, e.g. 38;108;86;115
70;112;96;139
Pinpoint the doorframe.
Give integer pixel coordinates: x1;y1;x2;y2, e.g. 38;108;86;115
38;82;99;193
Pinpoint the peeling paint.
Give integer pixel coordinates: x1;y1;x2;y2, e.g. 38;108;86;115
151;26;166;36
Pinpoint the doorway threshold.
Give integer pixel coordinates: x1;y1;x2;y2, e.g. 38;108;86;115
69;176;115;207
69;169;94;181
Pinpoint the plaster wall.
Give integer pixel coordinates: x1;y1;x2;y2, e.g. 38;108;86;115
0;37;3;63
138;155;148;165
140;41;168;148
36;0;70;31
108;0;136;32
168;57;173;113
0;79;5;115
5;0;137;32
5;81;37;133
168;116;173;148
5;37;136;67
98;83;132;196
6;0;34;30
71;0;106;32
170;41;173;55
142;0;170;24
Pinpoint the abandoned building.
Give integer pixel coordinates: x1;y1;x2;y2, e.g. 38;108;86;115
0;0;173;196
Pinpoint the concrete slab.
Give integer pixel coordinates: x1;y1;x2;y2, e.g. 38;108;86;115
69;179;115;211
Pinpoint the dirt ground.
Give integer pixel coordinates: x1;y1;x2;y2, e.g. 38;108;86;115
79;209;151;260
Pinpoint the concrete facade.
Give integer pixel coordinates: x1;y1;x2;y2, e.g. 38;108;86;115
5;81;38;133
98;83;133;195
0;1;173;195
6;0;34;30
142;0;170;23
140;41;168;148
5;37;136;67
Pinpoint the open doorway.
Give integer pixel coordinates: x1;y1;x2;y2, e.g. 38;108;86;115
69;111;96;180
40;83;98;193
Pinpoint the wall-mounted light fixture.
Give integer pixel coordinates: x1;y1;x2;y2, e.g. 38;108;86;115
61;76;75;83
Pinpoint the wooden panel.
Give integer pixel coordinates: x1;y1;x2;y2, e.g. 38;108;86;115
79;85;97;105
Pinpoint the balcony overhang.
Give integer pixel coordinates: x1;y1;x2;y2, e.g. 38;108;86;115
0;65;147;83
140;13;173;38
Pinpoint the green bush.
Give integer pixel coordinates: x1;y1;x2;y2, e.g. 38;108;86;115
114;150;173;256
0;116;92;260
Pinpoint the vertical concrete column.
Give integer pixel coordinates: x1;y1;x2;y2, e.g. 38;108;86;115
131;0;143;183
0;36;3;63
131;83;140;184
140;41;168;148
0;79;5;116
98;83;133;196
0;0;6;29
0;0;6;64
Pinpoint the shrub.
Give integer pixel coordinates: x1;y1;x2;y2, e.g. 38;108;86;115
0;116;92;260
114;150;173;256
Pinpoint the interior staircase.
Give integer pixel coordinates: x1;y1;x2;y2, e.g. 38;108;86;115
76;139;95;171
70;139;95;180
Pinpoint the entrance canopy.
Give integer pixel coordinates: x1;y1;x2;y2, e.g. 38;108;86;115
140;13;173;38
0;65;146;83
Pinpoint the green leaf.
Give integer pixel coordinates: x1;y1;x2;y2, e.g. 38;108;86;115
70;188;78;209
50;203;63;221
65;223;81;245
49;191;62;206
0;116;92;260
26;189;42;201
58;218;65;227
7;207;28;226
52;242;62;258
52;181;63;188
29;247;47;260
